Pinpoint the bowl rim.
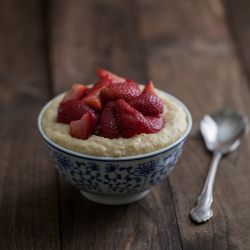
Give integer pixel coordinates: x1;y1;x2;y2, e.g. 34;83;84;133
38;91;192;161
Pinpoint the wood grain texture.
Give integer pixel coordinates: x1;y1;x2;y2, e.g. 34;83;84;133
134;0;250;249
224;0;250;88
50;0;149;92
50;0;250;249
1;0;249;249
0;0;60;249
50;0;182;249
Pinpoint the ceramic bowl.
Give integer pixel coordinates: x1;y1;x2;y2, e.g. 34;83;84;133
38;93;192;205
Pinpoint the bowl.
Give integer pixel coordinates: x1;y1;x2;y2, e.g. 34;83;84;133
37;93;192;205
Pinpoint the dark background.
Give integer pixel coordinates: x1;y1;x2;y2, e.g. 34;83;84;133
0;0;250;249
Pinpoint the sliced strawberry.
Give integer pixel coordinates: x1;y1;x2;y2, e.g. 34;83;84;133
114;99;145;138
100;82;141;101
126;79;140;90
129;93;164;116
82;88;90;97
114;99;164;138
57;100;95;124
144;115;164;132
69;112;97;140
142;81;156;95
89;79;112;94
62;84;89;103
82;95;102;111
98;102;120;139
97;68;125;83
82;79;111;110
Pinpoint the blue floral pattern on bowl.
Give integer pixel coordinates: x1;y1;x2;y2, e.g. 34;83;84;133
49;142;184;194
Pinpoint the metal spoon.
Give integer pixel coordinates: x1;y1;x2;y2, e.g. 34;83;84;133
190;110;248;223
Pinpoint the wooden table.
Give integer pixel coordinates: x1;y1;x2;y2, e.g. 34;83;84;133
1;0;250;249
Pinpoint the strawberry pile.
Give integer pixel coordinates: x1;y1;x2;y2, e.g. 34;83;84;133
56;68;165;139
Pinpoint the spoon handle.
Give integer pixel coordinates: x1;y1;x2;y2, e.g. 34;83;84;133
190;152;222;223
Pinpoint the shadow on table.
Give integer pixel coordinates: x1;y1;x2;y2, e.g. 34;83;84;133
58;179;171;249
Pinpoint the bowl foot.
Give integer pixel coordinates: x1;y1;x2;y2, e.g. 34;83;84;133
80;190;150;205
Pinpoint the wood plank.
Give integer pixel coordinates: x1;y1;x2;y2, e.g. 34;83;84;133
135;0;250;249
224;0;250;87
50;0;149;92
50;0;183;249
0;0;61;249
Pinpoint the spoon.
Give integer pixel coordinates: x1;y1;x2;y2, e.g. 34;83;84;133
190;110;248;223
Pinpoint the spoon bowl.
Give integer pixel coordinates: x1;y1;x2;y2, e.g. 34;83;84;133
200;110;247;153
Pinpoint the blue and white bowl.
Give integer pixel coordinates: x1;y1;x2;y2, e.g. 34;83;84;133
38;94;192;205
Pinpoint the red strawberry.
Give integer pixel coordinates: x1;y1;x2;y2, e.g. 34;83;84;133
129;93;164;116
82;79;111;110
144;115;164;132
126;79;140;90
142;81;156;95
97;68;125;83
114;99;164;138
82;95;102;111
57;100;95;124
89;79;112;93
62;84;89;103
69;112;97;139
98;102;120;139
100;82;141;101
